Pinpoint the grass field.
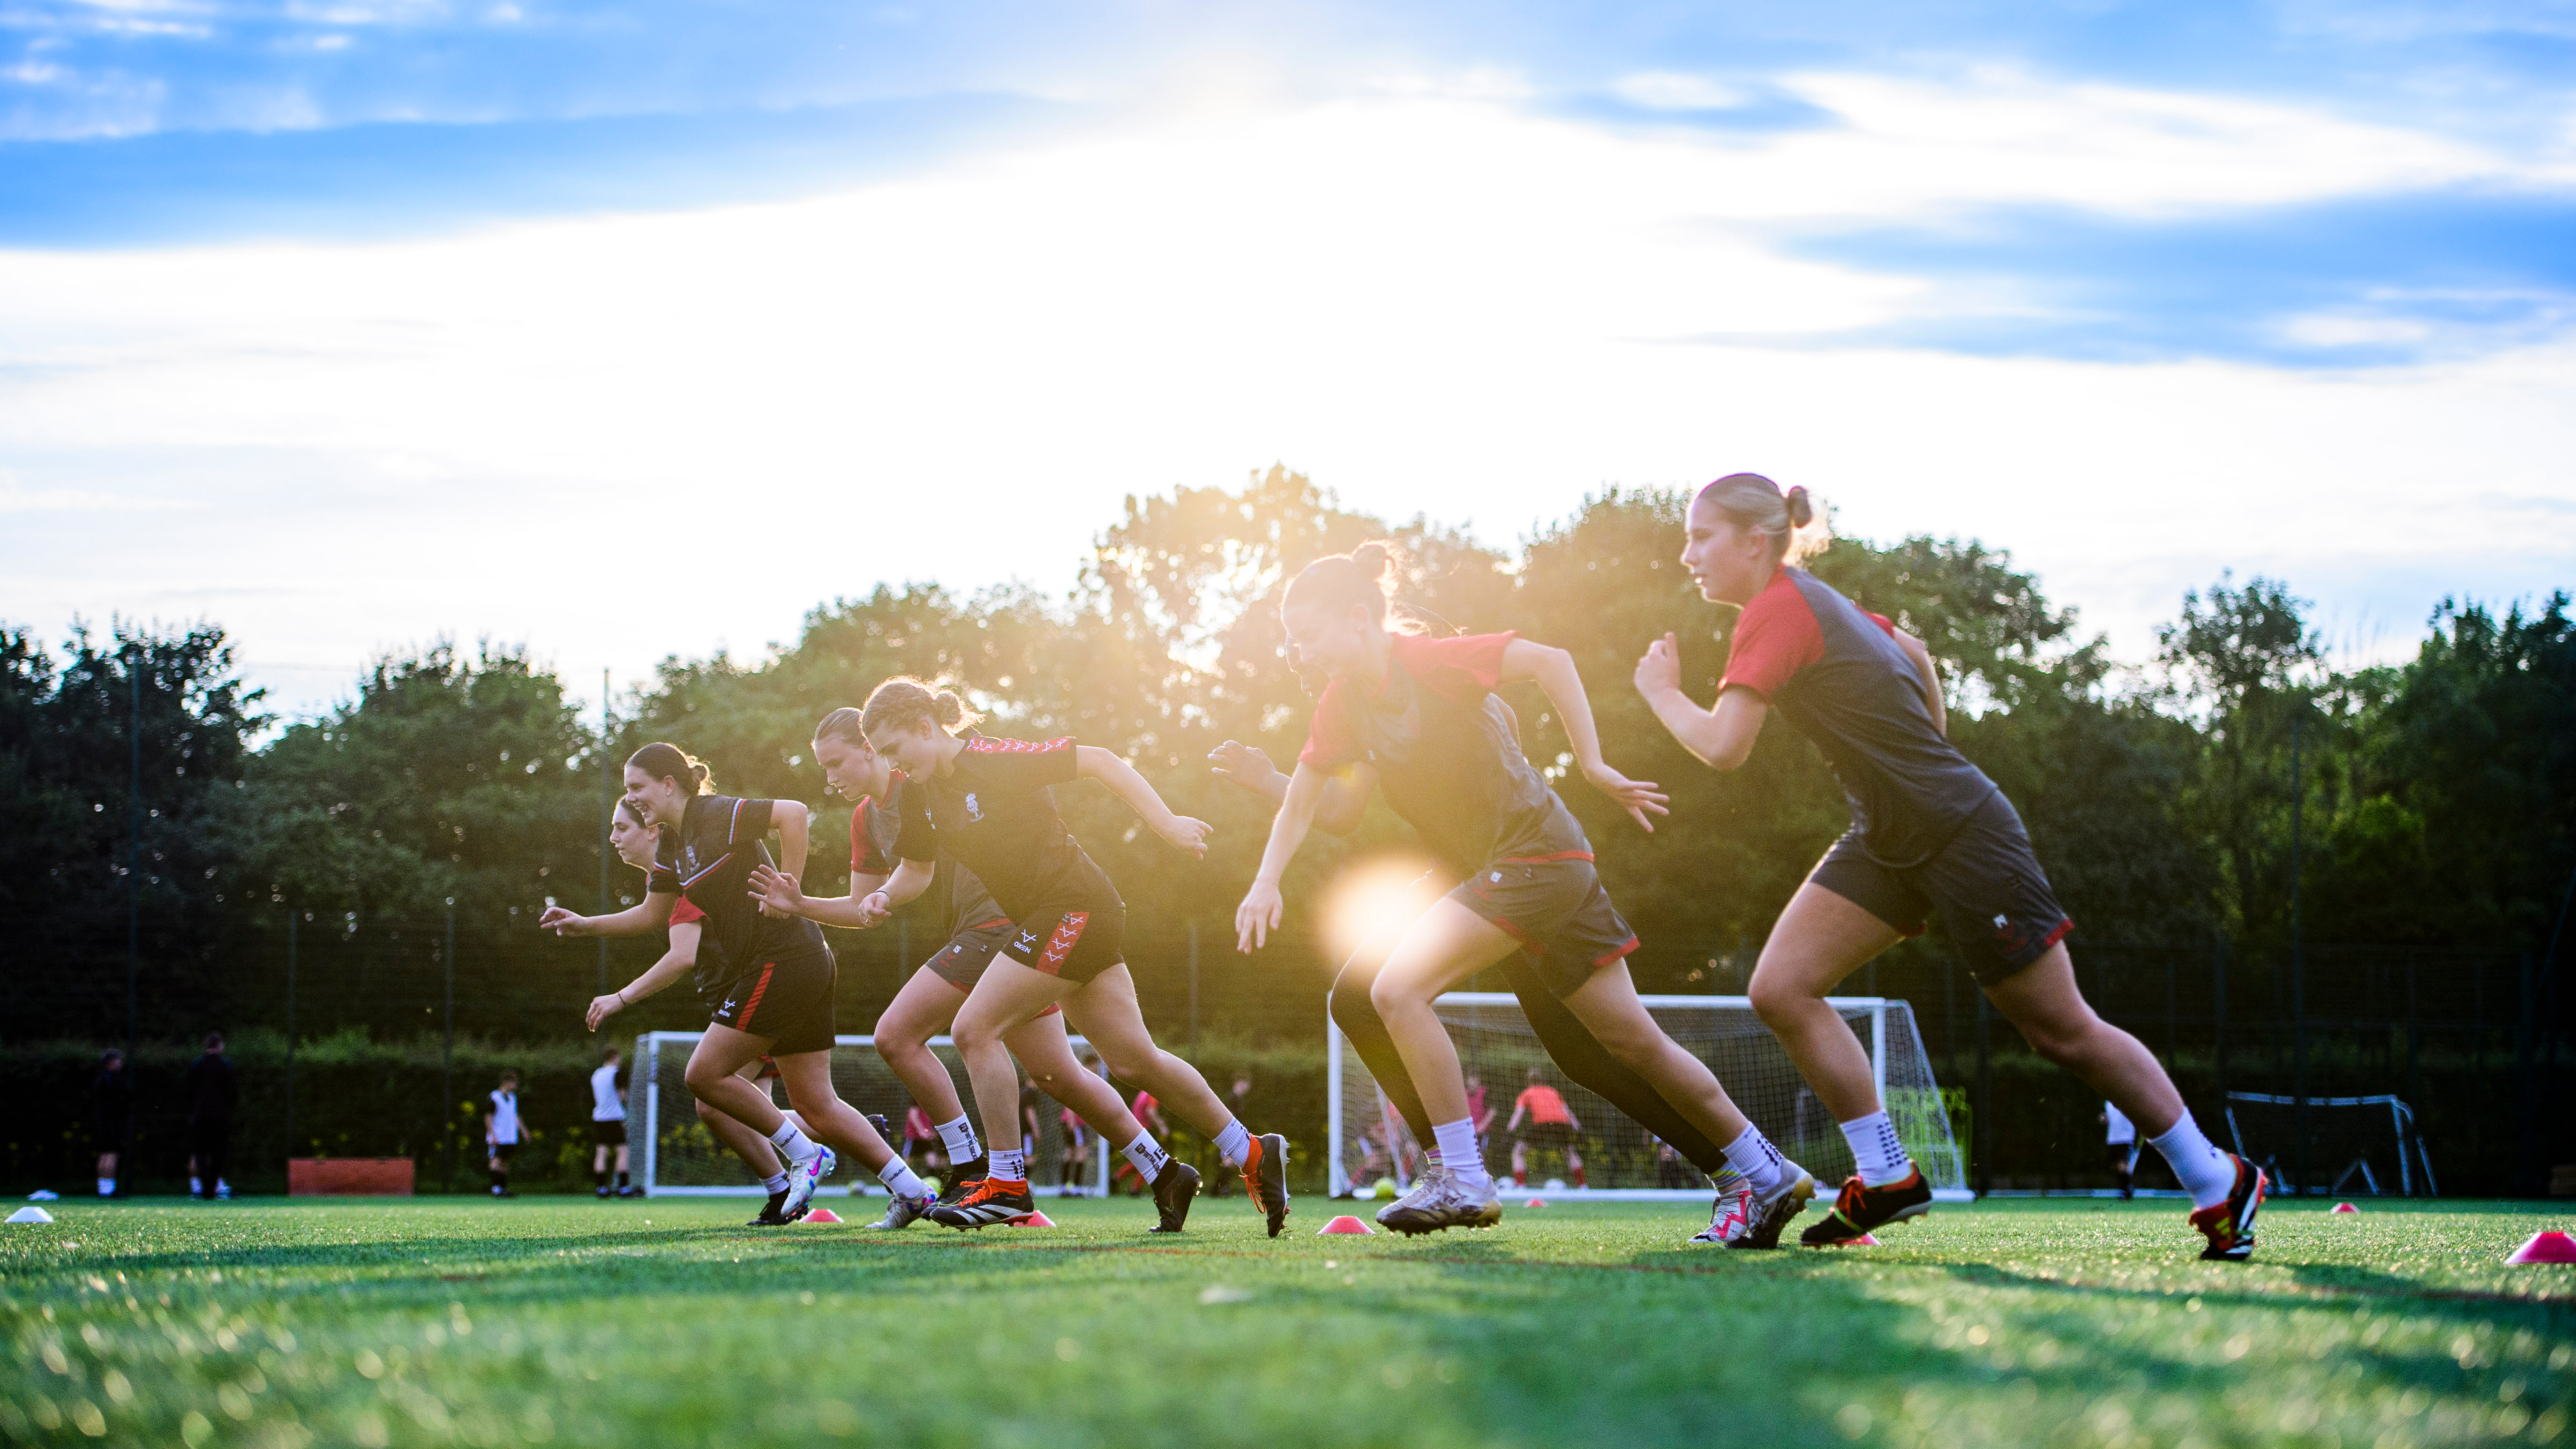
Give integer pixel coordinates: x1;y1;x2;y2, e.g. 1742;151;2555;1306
3;1194;2570;1449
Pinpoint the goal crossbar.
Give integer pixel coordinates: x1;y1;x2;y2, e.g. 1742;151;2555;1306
1329;992;1974;1203
634;1030;1115;1198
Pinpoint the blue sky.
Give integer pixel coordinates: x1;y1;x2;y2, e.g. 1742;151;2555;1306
3;0;2571;716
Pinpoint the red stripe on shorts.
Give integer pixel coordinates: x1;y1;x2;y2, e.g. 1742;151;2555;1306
1592;936;1640;968
736;962;778;1028
1036;912;1089;975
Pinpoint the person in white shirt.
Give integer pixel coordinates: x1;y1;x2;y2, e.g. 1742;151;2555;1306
486;1071;523;1198
2104;1100;2139;1200
592;1049;638;1197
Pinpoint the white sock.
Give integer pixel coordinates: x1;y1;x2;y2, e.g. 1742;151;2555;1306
761;1173;789;1195
1432;1119;1488;1191
1840;1111;1912;1186
988;1147;1028;1183
1212;1120;1252;1168
768;1121;820;1164
1719;1126;1787;1199
1120;1134;1171;1180
97;1179;113;1196
2148;1111;2238;1208
878;1159;929;1199
936;1114;981;1164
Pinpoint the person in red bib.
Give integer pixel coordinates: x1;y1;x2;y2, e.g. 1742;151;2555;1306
1236;541;1805;1238
1633;472;2265;1261
853;679;1293;1235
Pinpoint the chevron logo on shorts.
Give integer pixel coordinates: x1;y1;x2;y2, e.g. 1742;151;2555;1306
1039;912;1089;972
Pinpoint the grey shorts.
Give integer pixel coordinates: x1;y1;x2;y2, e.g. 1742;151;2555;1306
1450;855;1639;1000
924;917;1060;1017
1808;792;2071;985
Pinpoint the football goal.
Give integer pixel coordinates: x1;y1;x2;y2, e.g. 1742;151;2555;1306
2223;1091;2438;1197
1328;993;1972;1201
631;1031;1113;1197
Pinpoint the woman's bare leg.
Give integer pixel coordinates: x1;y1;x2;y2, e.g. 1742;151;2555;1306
873;967;972;1123
952;956;1078;1168
1561;961;1754;1145
770;1053;901;1175
1747;884;1904;1121
1984;945;2185;1133
1003;1010;1146;1145
1365;901;1524;1125
1058;965;1232;1139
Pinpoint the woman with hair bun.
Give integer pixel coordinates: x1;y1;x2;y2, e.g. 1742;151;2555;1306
748;706;1202;1232
543;743;932;1225
854;678;1294;1235
1234;542;1804;1239
1635;473;2265;1260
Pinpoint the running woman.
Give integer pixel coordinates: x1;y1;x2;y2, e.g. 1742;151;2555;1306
548;744;928;1224
1633;472;2266;1259
1234;541;1809;1239
746;706;1203;1233
573;799;834;1217
852;679;1292;1234
1211;732;1780;1245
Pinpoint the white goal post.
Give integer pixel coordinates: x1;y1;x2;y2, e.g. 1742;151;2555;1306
633;1031;1113;1197
1329;993;1974;1202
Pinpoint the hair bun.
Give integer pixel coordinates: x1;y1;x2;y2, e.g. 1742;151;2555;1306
1349;541;1394;578
1785;485;1813;528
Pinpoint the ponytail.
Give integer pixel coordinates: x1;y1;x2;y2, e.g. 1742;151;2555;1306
860;677;983;739
627;742;715;796
1693;473;1832;566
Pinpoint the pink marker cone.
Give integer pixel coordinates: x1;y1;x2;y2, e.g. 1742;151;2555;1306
1318;1215;1374;1235
2331;1202;2359;1214
1010;1210;1056;1228
800;1207;843;1224
2505;1231;2576;1264
1525;1198;1547;1209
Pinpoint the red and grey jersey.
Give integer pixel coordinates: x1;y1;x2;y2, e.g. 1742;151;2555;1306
889;733;1124;921
1298;631;1590;872
1722;566;1998;868
853;775;1011;935
654;793;829;969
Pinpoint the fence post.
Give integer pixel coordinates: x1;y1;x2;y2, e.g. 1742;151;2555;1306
2520;952;2538;1197
2213;939;2229;1104
1974;984;1993;1196
284;911;298;1171
2405;955;2420;1112
2289;711;2308;1197
443;904;456;1193
1187;922;1201;1060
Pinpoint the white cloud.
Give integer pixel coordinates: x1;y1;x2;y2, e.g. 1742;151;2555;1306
0;81;2568;714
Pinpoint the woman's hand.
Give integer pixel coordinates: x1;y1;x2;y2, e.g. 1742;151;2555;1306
746;863;806;917
586;991;628;1033
1581;761;1671;833
1157;814;1213;859
1235;878;1284;952
1632;632;1685;700
1207;740;1278;791
541;906;592;937
852;890;895;928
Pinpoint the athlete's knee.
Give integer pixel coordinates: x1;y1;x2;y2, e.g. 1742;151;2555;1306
2013;1008;2100;1066
1095;1043;1160;1083
1368;970;1432;1021
1596;1023;1665;1072
683;1061;728;1097
1329;982;1386;1037
1747;969;1813;1028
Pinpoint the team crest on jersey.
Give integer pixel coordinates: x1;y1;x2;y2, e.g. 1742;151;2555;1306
964;792;983;822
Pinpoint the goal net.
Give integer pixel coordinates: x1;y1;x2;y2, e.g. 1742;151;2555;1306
1329;993;1970;1201
631;1032;1112;1197
2223;1092;2438;1197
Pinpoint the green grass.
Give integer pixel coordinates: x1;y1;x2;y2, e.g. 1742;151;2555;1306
3;1194;2571;1448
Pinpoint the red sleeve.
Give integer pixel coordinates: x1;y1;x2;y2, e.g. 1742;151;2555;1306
1720;575;1825;700
1865;611;1899;639
1389;631;1514;703
668;896;706;925
851;800;893;875
1297;683;1349;771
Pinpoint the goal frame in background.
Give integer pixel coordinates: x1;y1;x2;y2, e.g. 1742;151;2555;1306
633;1030;1114;1198
2222;1090;2439;1197
1328;992;1974;1202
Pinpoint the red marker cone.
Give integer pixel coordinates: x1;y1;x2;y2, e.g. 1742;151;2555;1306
800;1207;843;1224
1318;1215;1374;1235
1010;1210;1056;1228
2331;1202;2359;1214
1825;1234;1881;1247
1525;1198;1547;1208
2506;1231;2576;1264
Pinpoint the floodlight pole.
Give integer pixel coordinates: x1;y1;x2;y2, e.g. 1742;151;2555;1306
599;668;612;996
125;647;141;1063
443;902;457;1192
284;911;298;1165
2289;707;2308;1197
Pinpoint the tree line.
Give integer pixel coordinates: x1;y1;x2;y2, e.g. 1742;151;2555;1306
4;467;2570;1045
